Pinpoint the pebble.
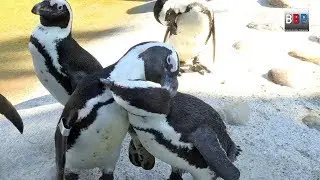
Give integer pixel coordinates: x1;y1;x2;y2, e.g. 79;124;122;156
308;35;320;44
267;68;313;89
217;102;250;125
247;22;283;31
288;50;320;65
302;115;320;132
268;0;316;8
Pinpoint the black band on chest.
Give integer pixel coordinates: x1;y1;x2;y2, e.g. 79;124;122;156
30;36;73;95
67;98;115;149
132;125;208;169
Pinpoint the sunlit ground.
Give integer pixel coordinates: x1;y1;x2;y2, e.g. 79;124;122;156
0;0;146;104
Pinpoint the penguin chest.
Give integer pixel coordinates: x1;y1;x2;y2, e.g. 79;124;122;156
167;10;211;62
29;42;70;105
65;102;129;170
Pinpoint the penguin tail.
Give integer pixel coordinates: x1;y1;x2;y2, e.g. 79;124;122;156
217;101;250;125
227;142;242;163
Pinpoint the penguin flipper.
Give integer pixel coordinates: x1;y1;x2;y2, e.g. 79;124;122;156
188;125;240;180
66;67;88;90
55;109;78;180
0;94;23;133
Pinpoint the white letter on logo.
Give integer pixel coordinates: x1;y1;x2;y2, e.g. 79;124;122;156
286;14;292;24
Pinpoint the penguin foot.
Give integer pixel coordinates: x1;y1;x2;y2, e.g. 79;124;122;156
65;172;79;180
191;57;212;75
168;172;183;180
99;173;114;180
128;139;155;170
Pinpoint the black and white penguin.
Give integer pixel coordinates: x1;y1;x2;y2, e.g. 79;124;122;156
0;94;23;134
29;0;156;174
29;0;103;105
154;0;215;75
55;41;180;180
101;80;242;180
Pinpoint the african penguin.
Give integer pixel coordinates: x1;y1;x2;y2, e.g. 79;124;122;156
101;80;242;180
55;41;180;180
154;0;216;75
0;94;23;134
29;0;103;105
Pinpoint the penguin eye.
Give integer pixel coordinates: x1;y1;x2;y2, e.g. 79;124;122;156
57;5;63;10
166;56;171;65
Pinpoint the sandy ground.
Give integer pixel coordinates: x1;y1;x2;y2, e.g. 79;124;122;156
1;0;320;179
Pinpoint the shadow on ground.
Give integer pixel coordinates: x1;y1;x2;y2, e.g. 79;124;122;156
0;26;131;81
126;1;155;14
15;94;58;110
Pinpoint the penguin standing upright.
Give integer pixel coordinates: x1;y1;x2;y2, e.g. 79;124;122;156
55;41;180;180
154;0;215;75
0;94;23;134
101;79;243;180
29;0;156;175
29;0;103;105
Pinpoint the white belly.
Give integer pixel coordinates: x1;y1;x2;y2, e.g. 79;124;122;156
129;115;214;179
66;102;129;170
166;10;211;63
29;43;70;105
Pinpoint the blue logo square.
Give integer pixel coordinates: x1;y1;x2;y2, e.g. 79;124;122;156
300;14;309;24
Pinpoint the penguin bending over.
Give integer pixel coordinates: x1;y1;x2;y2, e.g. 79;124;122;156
101;80;242;180
154;0;215;75
0;94;23;134
55;41;180;180
29;0;103;105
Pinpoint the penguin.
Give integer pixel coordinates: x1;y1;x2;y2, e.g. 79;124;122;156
54;41;180;180
153;0;216;75
100;80;242;180
29;0;156;173
0;94;23;134
29;0;103;105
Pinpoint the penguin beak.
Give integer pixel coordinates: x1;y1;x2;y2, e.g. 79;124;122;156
0;94;23;134
31;2;43;15
160;70;178;97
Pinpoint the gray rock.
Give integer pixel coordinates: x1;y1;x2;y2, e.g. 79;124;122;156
247;22;283;31
267;68;313;89
302;115;320;131
288;50;320;65
268;0;316;8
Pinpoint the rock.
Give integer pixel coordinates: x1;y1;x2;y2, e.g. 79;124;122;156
217;102;250;125
268;0;290;7
232;41;242;50
268;0;316;8
267;68;313;89
308;35;320;44
247;22;283;31
288;50;320;65
302;115;320;131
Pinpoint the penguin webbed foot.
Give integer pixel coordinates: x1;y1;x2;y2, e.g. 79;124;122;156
168;168;183;180
178;58;211;75
191;57;211;75
99;173;114;180
64;172;79;180
128;139;155;170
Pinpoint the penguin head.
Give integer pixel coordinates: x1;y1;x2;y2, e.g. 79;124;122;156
31;0;72;28
137;42;180;97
